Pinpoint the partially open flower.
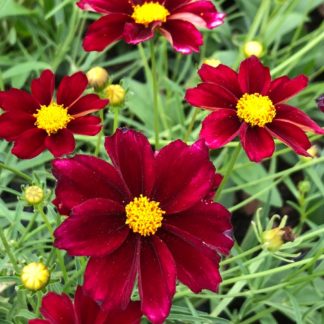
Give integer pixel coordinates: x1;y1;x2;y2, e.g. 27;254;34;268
243;40;263;57
86;67;109;90
263;227;294;252
24;185;44;205
21;262;50;291
104;84;126;106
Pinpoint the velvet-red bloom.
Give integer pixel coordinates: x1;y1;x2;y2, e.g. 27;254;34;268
52;128;233;324
185;56;324;162
77;0;225;54
0;70;108;159
29;286;142;324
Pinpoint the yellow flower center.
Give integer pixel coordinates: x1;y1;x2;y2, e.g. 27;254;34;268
125;195;165;236
131;2;170;26
21;262;50;291
236;93;276;127
33;102;73;135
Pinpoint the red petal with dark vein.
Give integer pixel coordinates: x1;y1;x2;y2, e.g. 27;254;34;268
40;292;75;324
275;104;324;134
54;198;128;257
138;237;176;323
165;201;233;255
52;154;129;214
31;70;55;106
238;56;271;95
105;129;155;198
159;230;222;293
240;123;275;162
185;83;238;110
154;139;215;214
101;301;142;324
45;128;75;157
266;120;311;156
68;116;102;136
84;235;139;311
83;14;129;52
165;0;193;11
200;110;242;149
0;112;35;141
123;22;156;44
68;94;108;117
0;89;39;113
268;75;308;104
160;20;203;54
198;64;241;99
77;0;132;14
56;72;88;108
11;128;47;159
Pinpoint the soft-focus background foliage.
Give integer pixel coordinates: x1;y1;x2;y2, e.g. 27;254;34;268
0;0;324;323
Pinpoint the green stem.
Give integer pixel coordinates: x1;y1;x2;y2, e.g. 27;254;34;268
95;110;104;156
215;144;241;201
112;107;119;133
0;162;32;182
37;205;54;239
221;245;262;266
0;228;20;273
183;110;199;143
149;41;160;149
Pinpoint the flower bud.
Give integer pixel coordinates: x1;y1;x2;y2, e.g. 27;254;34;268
24;185;44;205
86;67;109;90
104;84;126;106
298;180;311;194
262;227;294;252
203;58;221;68
21;262;50;291
243;41;263;58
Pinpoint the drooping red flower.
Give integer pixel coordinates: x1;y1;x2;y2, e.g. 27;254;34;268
185;56;324;162
29;286;142;324
0;70;108;159
77;0;225;54
52;128;233;324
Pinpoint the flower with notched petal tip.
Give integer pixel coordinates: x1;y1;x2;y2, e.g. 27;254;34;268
0;70;108;159
52;128;233;324
29;286;142;324
185;56;324;162
77;0;225;54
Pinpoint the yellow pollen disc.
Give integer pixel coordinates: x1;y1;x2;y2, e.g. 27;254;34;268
131;2;170;26
236;93;276;127
33;102;73;135
125;195;165;236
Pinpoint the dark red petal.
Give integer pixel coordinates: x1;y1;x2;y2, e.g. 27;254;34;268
154;139;215;214
200;110;242;149
268;75;308;104
45;128;75;157
266;120;311;156
54;198;128;257
84;235;139;311
0;89;39;113
31;70;55;106
185;83;237;110
77;0;132;14
52;154;129;215
238;56;271;95
0;112;35;141
240;124;275;162
275;104;324;134
159;230;222;293
165;0;193;11
56;72;88;108
123;22;156;44
40;292;75;324
104;129;155;198
138;237;176;323
100;301;142;324
68;116;102;136
11;128;46;159
74;286;101;323
68;94;108;117
165;201;233;255
29;320;49;324
160;20;203;54
198;64;241;99
83;14;129;52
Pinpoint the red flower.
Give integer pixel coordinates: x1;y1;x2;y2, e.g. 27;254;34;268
0;70;108;159
185;56;324;162
77;0;225;54
316;94;324;112
29;286;142;324
52;129;233;324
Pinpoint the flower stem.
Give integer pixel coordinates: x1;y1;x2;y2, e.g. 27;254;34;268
0;162;32;182
215;144;241;201
183;110;199;143
95;109;104;156
112;107;119;133
149;40;160;149
221;244;262;266
0;228;20;273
